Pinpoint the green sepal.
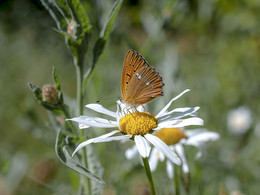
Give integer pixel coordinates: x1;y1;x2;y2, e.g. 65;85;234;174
52;67;64;104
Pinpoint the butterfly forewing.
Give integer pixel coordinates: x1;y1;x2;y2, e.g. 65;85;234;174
121;50;164;106
121;50;150;101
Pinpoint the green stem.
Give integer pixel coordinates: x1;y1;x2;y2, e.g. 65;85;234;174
76;65;84;116
83;62;96;94
184;172;190;195
142;157;156;195
174;165;180;195
80;133;90;195
75;59;90;195
61;105;79;137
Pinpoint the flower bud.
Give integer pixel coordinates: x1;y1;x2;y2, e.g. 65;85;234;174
67;19;76;40
42;84;59;104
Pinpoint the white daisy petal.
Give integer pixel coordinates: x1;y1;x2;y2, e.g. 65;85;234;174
195;150;202;159
117;100;146;113
158;107;200;122
68;116;117;128
79;123;90;129
184;131;220;147
85;103;117;118
166;160;174;179
72;130;118;156
149;148;160;172
175;144;189;173
145;134;181;165
184;129;204;137
156;89;190;118
72;138;96;156
158;107;198;119
125;145;138;160
94;135;131;143
156;117;204;130
134;135;151;158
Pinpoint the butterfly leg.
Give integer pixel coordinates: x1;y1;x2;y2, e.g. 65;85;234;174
133;106;142;119
122;106;136;120
141;104;149;113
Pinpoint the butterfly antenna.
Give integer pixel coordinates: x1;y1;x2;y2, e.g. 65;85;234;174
96;96;120;103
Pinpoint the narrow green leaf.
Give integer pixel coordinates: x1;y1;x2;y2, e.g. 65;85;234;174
54;0;71;18
87;145;104;195
52;67;61;91
55;130;104;184
27;82;43;103
68;0;91;35
91;38;105;72
40;0;69;31
93;0;124;60
100;0;124;41
83;0;124;90
52;67;64;103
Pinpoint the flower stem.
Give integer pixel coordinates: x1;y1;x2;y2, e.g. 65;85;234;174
182;172;190;195
75;60;90;195
61;105;79;137
174;165;180;195
76;65;84;116
142;157;156;195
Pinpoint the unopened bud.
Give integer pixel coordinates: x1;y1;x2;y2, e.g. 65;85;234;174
42;84;59;104
67;20;76;40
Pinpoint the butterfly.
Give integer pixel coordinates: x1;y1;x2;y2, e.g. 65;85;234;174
121;49;164;108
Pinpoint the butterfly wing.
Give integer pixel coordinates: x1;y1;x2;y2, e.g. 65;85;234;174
121;50;164;106
126;66;164;105
121;50;150;102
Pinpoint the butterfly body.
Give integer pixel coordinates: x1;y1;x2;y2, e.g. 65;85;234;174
121;50;164;108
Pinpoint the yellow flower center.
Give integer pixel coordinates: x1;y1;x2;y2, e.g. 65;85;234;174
119;112;158;135
155;128;187;145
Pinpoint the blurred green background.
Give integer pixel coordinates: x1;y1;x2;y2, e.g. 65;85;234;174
1;0;260;194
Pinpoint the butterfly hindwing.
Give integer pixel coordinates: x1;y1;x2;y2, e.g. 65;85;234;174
126;66;164;105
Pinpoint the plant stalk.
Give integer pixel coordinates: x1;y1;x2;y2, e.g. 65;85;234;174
61;105;79;137
76;64;84;116
75;58;91;195
142;157;156;195
174;165;180;195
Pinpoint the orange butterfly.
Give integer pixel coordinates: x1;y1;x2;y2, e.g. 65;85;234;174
121;50;164;108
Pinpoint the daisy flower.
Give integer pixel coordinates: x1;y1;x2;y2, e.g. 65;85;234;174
227;106;252;135
68;89;204;166
126;127;219;178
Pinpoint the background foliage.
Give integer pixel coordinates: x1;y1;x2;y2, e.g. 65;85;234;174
0;0;260;194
